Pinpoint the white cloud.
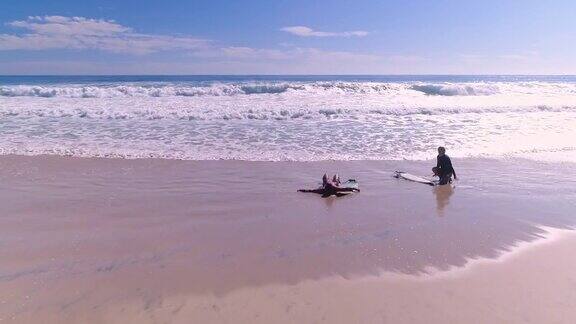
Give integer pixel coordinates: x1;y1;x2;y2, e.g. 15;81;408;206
1;16;425;74
181;45;386;73
457;54;484;60
386;55;425;63
192;45;381;63
8;16;130;36
220;47;291;60
498;51;540;61
0;16;209;54
281;26;369;38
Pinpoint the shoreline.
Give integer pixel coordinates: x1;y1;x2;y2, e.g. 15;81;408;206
121;226;576;324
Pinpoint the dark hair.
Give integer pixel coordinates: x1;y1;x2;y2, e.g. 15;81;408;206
438;146;446;152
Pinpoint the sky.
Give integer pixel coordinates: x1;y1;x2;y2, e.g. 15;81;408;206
0;0;575;75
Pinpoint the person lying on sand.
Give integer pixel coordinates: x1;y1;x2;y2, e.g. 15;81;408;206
298;173;359;197
432;146;457;185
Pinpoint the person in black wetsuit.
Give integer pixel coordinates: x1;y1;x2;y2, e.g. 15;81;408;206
298;173;359;197
432;146;457;185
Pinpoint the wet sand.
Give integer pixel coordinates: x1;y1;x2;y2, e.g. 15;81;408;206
0;155;575;323
85;227;576;324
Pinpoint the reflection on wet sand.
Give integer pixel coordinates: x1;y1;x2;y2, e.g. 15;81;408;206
433;184;454;216
0;155;575;322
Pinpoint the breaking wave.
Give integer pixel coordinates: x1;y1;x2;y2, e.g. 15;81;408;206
0;82;387;98
2;81;574;98
2;81;576;121
410;84;500;96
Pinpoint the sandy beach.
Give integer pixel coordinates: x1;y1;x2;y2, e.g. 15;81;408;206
0;155;575;323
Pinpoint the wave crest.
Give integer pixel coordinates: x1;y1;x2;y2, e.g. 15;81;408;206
410;83;500;96
2;81;575;98
0;81;510;98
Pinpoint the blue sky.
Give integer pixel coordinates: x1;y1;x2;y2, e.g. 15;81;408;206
0;0;575;74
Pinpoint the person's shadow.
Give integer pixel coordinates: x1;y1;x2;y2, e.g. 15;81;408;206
433;184;454;216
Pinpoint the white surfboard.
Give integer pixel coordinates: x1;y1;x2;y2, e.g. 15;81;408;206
328;179;359;196
341;179;359;190
394;171;436;186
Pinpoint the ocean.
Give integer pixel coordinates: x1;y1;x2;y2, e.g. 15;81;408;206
1;75;575;162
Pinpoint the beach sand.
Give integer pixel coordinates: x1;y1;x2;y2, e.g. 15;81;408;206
0;155;575;323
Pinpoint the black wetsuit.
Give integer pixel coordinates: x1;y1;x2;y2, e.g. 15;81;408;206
298;182;359;198
436;154;456;185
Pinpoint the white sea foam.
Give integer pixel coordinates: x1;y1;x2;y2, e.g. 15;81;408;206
2;81;576;120
410;83;500;96
1;80;576;162
1;81;575;98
